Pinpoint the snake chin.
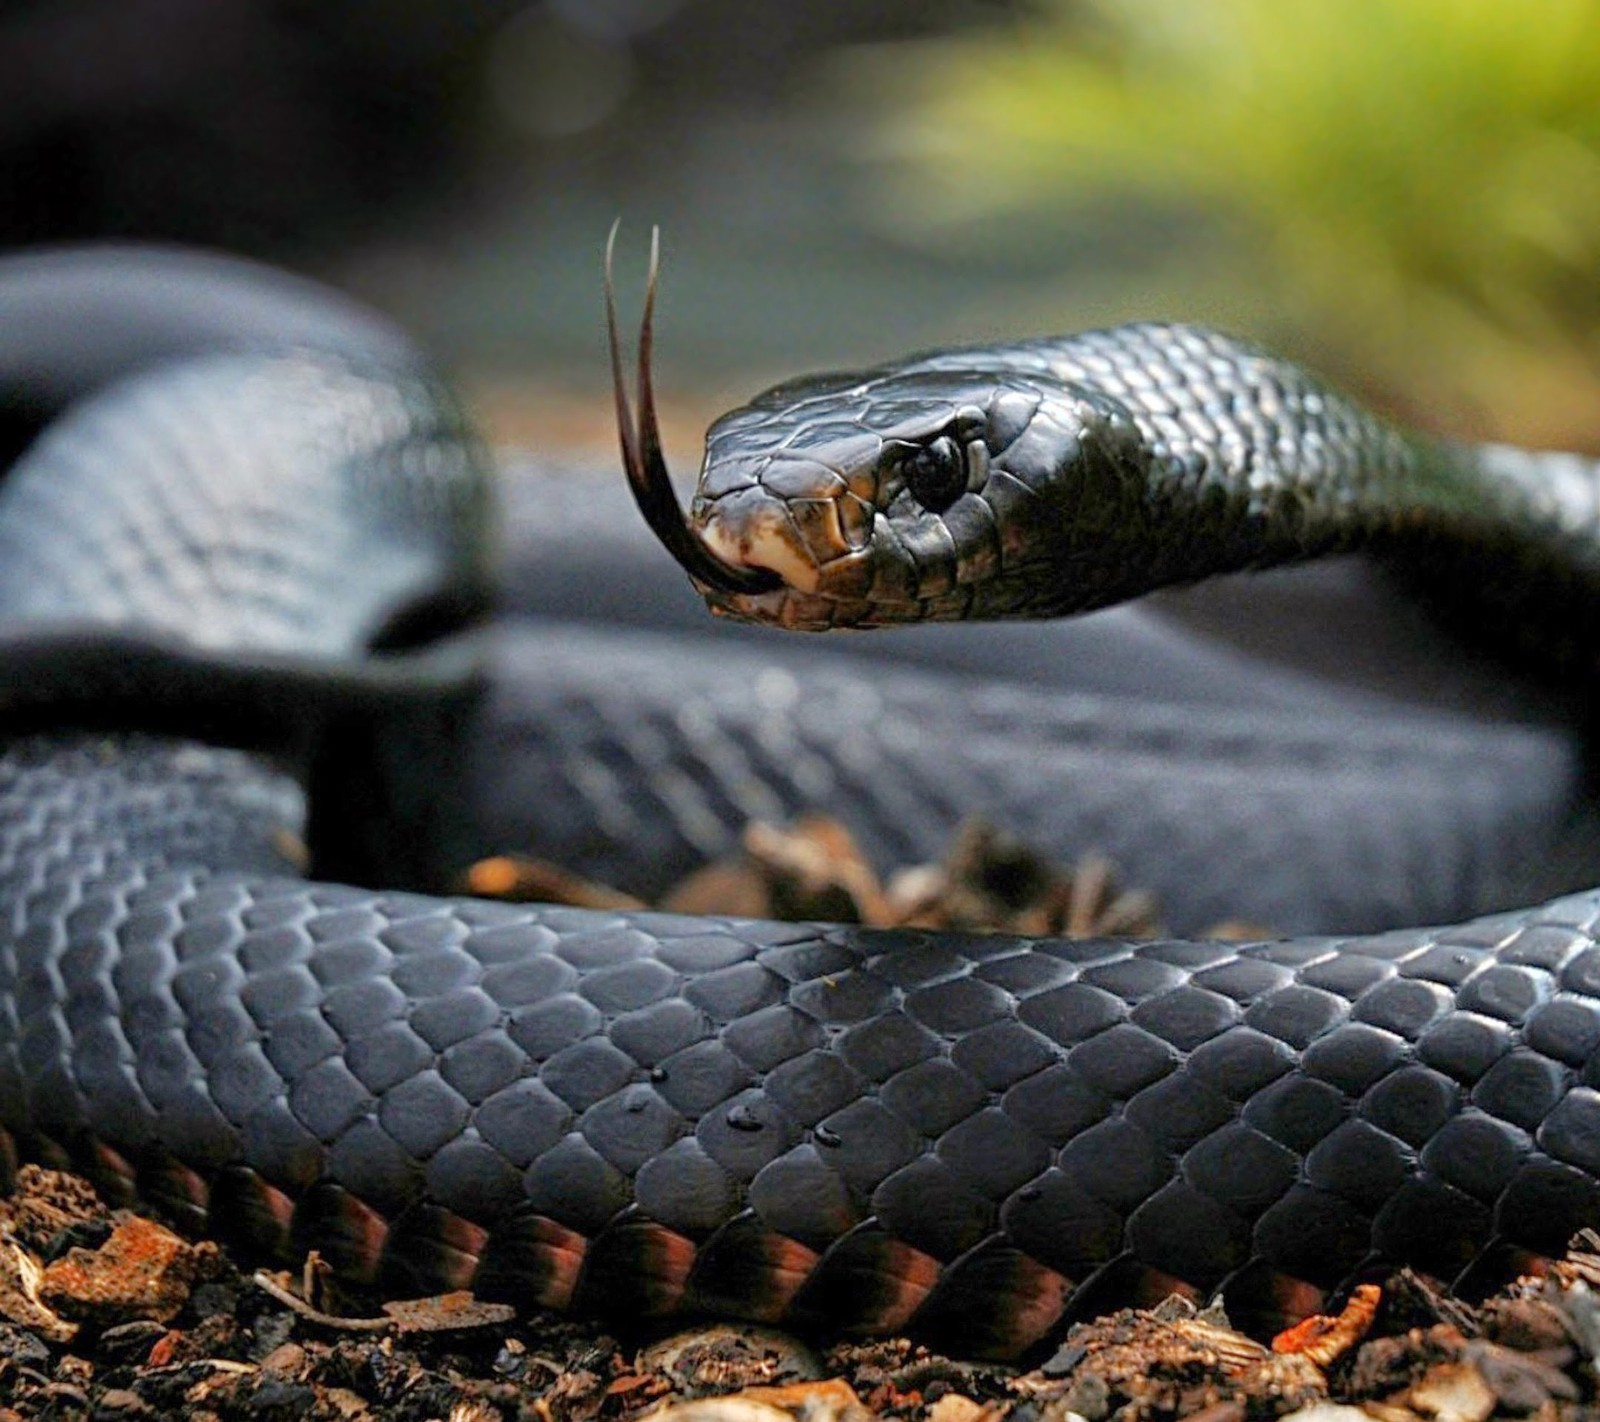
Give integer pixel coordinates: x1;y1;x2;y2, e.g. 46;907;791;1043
703;587;838;631
702;587;797;625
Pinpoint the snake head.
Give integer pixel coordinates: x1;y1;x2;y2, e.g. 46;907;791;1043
687;362;1153;630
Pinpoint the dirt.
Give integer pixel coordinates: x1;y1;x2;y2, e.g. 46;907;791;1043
1;1166;1599;1422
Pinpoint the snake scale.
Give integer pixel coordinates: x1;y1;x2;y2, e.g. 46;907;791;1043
1;241;1598;1358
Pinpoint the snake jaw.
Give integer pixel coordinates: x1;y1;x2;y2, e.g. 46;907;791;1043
605;223;782;599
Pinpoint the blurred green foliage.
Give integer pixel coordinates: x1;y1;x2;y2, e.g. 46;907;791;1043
857;0;1600;439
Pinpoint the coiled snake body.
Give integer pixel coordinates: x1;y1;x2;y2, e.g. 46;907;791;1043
2;245;1599;1358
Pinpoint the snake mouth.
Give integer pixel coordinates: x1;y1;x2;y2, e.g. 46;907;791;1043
605;224;782;599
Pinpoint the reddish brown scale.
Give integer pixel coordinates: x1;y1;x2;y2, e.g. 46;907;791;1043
1221;1262;1330;1341
571;1215;696;1319
289;1182;388;1288
85;1140;138;1208
1456;1242;1554;1297
25;1132;76;1176
378;1204;488;1296
1058;1259;1205;1336
208;1166;296;1260
1126;1264;1205;1311
0;1129;1576;1355
909;1240;1073;1357
786;1226;942;1337
472;1213;588;1311
684;1213;819;1322
136;1157;209;1236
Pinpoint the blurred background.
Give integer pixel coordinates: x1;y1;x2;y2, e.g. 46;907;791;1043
5;0;1600;455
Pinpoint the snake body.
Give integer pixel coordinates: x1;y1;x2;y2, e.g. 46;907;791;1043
2;249;1600;1358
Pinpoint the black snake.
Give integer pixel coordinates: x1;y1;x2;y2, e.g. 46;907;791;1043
0;240;1597;1358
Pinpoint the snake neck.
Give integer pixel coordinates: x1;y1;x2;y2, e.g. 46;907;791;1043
967;327;1600;658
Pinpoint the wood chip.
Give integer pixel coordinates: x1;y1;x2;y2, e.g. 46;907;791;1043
382;1290;516;1334
38;1217;208;1326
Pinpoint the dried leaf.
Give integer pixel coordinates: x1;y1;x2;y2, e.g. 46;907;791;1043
462;855;645;909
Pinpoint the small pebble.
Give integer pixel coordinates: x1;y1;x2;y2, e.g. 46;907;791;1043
0;1322;50;1371
96;1320;168;1365
187;1280;240;1317
91;1387;153;1418
926;1395;987;1422
1483;1297;1571;1353
1408;1361;1496;1422
1279;1407;1375;1422
259;1342;308;1376
246;1375;317;1417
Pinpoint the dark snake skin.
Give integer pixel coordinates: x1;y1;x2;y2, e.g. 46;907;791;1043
3;253;1600;1359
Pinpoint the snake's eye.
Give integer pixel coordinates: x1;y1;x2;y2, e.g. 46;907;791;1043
899;435;968;513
